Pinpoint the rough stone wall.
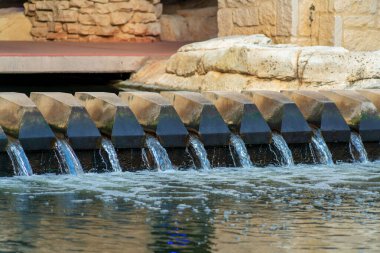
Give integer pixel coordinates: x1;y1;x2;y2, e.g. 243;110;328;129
23;0;162;42
217;0;380;51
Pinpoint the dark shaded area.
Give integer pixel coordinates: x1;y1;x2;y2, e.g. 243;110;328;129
0;0;24;8
0;73;129;94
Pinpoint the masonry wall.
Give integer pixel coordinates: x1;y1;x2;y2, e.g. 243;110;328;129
23;0;162;42
217;0;380;51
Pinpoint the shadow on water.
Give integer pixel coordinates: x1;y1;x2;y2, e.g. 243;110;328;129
0;73;129;94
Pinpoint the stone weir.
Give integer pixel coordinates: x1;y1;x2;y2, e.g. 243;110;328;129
0;90;379;176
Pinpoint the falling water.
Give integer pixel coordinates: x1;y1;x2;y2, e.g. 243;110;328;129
55;139;84;175
349;132;369;163
101;138;122;172
145;135;173;171
271;133;294;166
229;134;253;168
6;140;33;176
311;130;334;165
188;134;211;170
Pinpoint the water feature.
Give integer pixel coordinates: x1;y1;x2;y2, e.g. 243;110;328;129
0;163;380;252
229;133;253;168
101;138;122;172
6;140;33;176
188;134;212;170
271;133;294;166
349;132;369;163
55;139;84;175
311;129;334;165
145;135;173;171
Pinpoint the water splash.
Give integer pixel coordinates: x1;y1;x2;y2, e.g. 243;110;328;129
271;133;294;166
55;139;84;175
311;130;334;166
349;132;369;163
145;135;173;171
101;138;122;172
229;134;253;168
188;134;211;170
6;140;33;176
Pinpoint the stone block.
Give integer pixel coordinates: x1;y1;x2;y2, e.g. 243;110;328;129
110;12;132;25
282;90;351;142
242;90;312;144
319;90;380;142
75;92;145;148
119;92;188;147
30;92;102;150
0;93;55;151
161;92;231;146
203;91;272;145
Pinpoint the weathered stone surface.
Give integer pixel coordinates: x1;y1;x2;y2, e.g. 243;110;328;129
30;92;102;150
119;92;188;148
281;90;351;142
0;8;32;41
75;92;145;148
202;91;272;145
110;12;132;25
161;91;230;146
242;90;312;144
357;89;380;111
319;90;380;142
0;93;55;151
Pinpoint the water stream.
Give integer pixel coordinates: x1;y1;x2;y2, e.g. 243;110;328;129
6;140;33;176
271;133;294;166
229;134;253;168
145;135;173;171
101;138;122;172
311;130;334;165
188;134;212;170
55;139;84;175
349;132;369;163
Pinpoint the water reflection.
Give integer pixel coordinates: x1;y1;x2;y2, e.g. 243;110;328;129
0;163;379;252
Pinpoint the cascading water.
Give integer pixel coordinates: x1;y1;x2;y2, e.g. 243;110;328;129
188;134;211;170
311;130;334;165
349;132;369;163
145;135;173;171
229;134;253;168
271;133;294;166
55;139;84;175
101;138;122;172
6;140;33;176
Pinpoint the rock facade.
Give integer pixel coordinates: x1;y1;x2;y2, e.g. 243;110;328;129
217;0;380;51
131;35;380;91
23;0;162;41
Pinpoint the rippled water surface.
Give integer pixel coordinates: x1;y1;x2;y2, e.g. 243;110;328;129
1;163;380;252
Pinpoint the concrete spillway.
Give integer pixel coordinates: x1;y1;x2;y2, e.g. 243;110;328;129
0;90;379;176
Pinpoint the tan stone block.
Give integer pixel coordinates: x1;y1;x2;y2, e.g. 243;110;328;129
31;26;48;37
70;0;94;8
232;7;259;27
217;8;233;36
343;29;380;51
47;32;68;40
36;11;53;22
54;10;78;23
121;22;159;36
130;12;157;24
92;0;108;3
259;0;276;26
159;14;188;41
64;23;79;34
79;25;97;35
110;12;132;25
79;13;110;26
154;3;163;18
343;15;375;28
36;1;70;10
129;0;155;13
95;26;119;36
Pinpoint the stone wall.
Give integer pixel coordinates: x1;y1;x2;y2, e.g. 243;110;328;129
23;0;162;42
217;0;380;51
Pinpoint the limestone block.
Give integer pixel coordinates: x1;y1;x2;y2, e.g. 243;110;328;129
110;12;132;25
232;7;259;27
30;92;102;150
242;90;312;144
0;93;55;151
36;11;53;22
319;90;380;142
121;22;160;36
161;92;231;146
119;92;188;147
166;51;204;76
130;12;157;23
281;90;351;142
54;10;78;23
203;91;272;145
31;27;49;37
36;1;70;10
79;13;110;26
70;0;94;8
76;92;145;148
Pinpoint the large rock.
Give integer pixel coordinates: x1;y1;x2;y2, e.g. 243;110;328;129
0;8;33;41
131;35;380;91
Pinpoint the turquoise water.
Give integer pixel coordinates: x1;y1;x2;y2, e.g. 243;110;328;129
0;163;380;252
